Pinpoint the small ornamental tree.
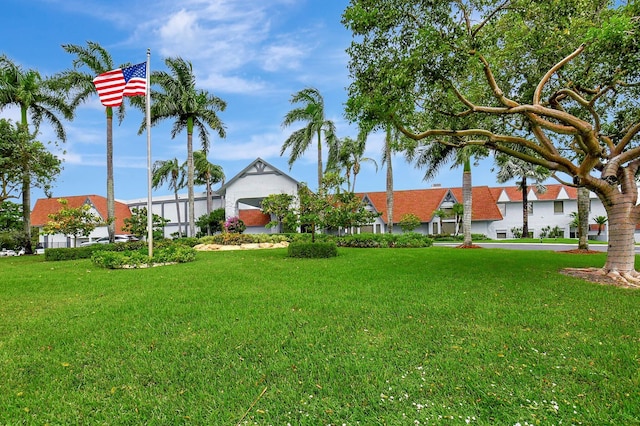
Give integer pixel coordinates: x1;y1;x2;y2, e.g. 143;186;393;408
42;199;103;247
398;213;421;233
261;193;295;233
123;207;169;240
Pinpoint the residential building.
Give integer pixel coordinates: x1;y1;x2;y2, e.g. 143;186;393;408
31;195;132;248
31;158;623;245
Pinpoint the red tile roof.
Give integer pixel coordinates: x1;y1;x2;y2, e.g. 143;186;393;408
31;195;132;234
358;186;503;224
239;209;271;226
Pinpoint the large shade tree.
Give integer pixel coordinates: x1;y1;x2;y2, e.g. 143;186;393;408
0;56;71;254
143;57;226;237
57;41;128;243
281;87;338;188
344;0;640;284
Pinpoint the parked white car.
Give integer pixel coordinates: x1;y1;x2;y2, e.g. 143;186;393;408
80;235;139;246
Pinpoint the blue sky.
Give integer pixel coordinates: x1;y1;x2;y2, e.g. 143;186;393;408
3;0;500;204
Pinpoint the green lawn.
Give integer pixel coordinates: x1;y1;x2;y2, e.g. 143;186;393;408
0;248;638;425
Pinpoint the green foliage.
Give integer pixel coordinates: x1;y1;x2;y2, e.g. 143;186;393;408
196;208;225;235
261;193;296;233
398;213;421;233
124;207;169;239
336;232;433;248
0;201;22;231
198;233;289;245
540;225;564;239
511;227;523;239
287;241;338;258
91;245;196;269
45;245;102;261
44;241;146;261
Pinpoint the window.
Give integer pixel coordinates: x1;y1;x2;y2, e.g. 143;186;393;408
528;202;534;215
496;231;507;239
498;203;506;216
554;201;564;214
432;222;439;235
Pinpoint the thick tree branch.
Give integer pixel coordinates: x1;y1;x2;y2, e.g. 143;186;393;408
533;44;585;105
614;121;640;154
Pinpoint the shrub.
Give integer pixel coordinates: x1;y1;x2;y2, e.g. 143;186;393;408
91;245;197;269
223;216;246;234
288;241;338;258
398;213;421;233
336;232;433;248
45;245;103;261
198;233;289;245
91;250;150;269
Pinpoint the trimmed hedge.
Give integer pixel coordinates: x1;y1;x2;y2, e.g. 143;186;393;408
45;241;146;261
287;241;338;258
198;233;290;246
336;232;433;248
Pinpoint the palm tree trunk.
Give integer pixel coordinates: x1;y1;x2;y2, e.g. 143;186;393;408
577;187;589;250
317;130;323;188
106;108;115;242
385;129;394;234
187;130;195;237
19;108;33;254
521;177;529;238
174;188;182;238
21;174;32;254
206;170;212;215
462;159;472;247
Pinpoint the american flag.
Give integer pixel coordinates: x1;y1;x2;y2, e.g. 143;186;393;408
93;62;147;107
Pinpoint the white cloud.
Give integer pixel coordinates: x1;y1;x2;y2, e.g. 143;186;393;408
199;73;267;94
261;43;307;72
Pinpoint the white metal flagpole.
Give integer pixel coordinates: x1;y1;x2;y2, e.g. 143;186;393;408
146;49;153;258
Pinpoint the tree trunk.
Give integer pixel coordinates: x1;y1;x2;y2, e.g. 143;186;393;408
317;130;323;189
521;177;529;238
602;194;636;275
385;126;394;234
21;174;32;254
462;159;472;247
174;189;182;238
187;130;195;237
577;187;590;250
106;108;115;242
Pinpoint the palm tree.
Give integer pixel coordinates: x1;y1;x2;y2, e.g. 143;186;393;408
495;154;550;239
407;142;485;246
192;150;224;219
152;158;185;238
329;135;377;193
57;41;125;243
593;215;608;236
146;57;226;237
281;87;337;188
0;56;72;254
